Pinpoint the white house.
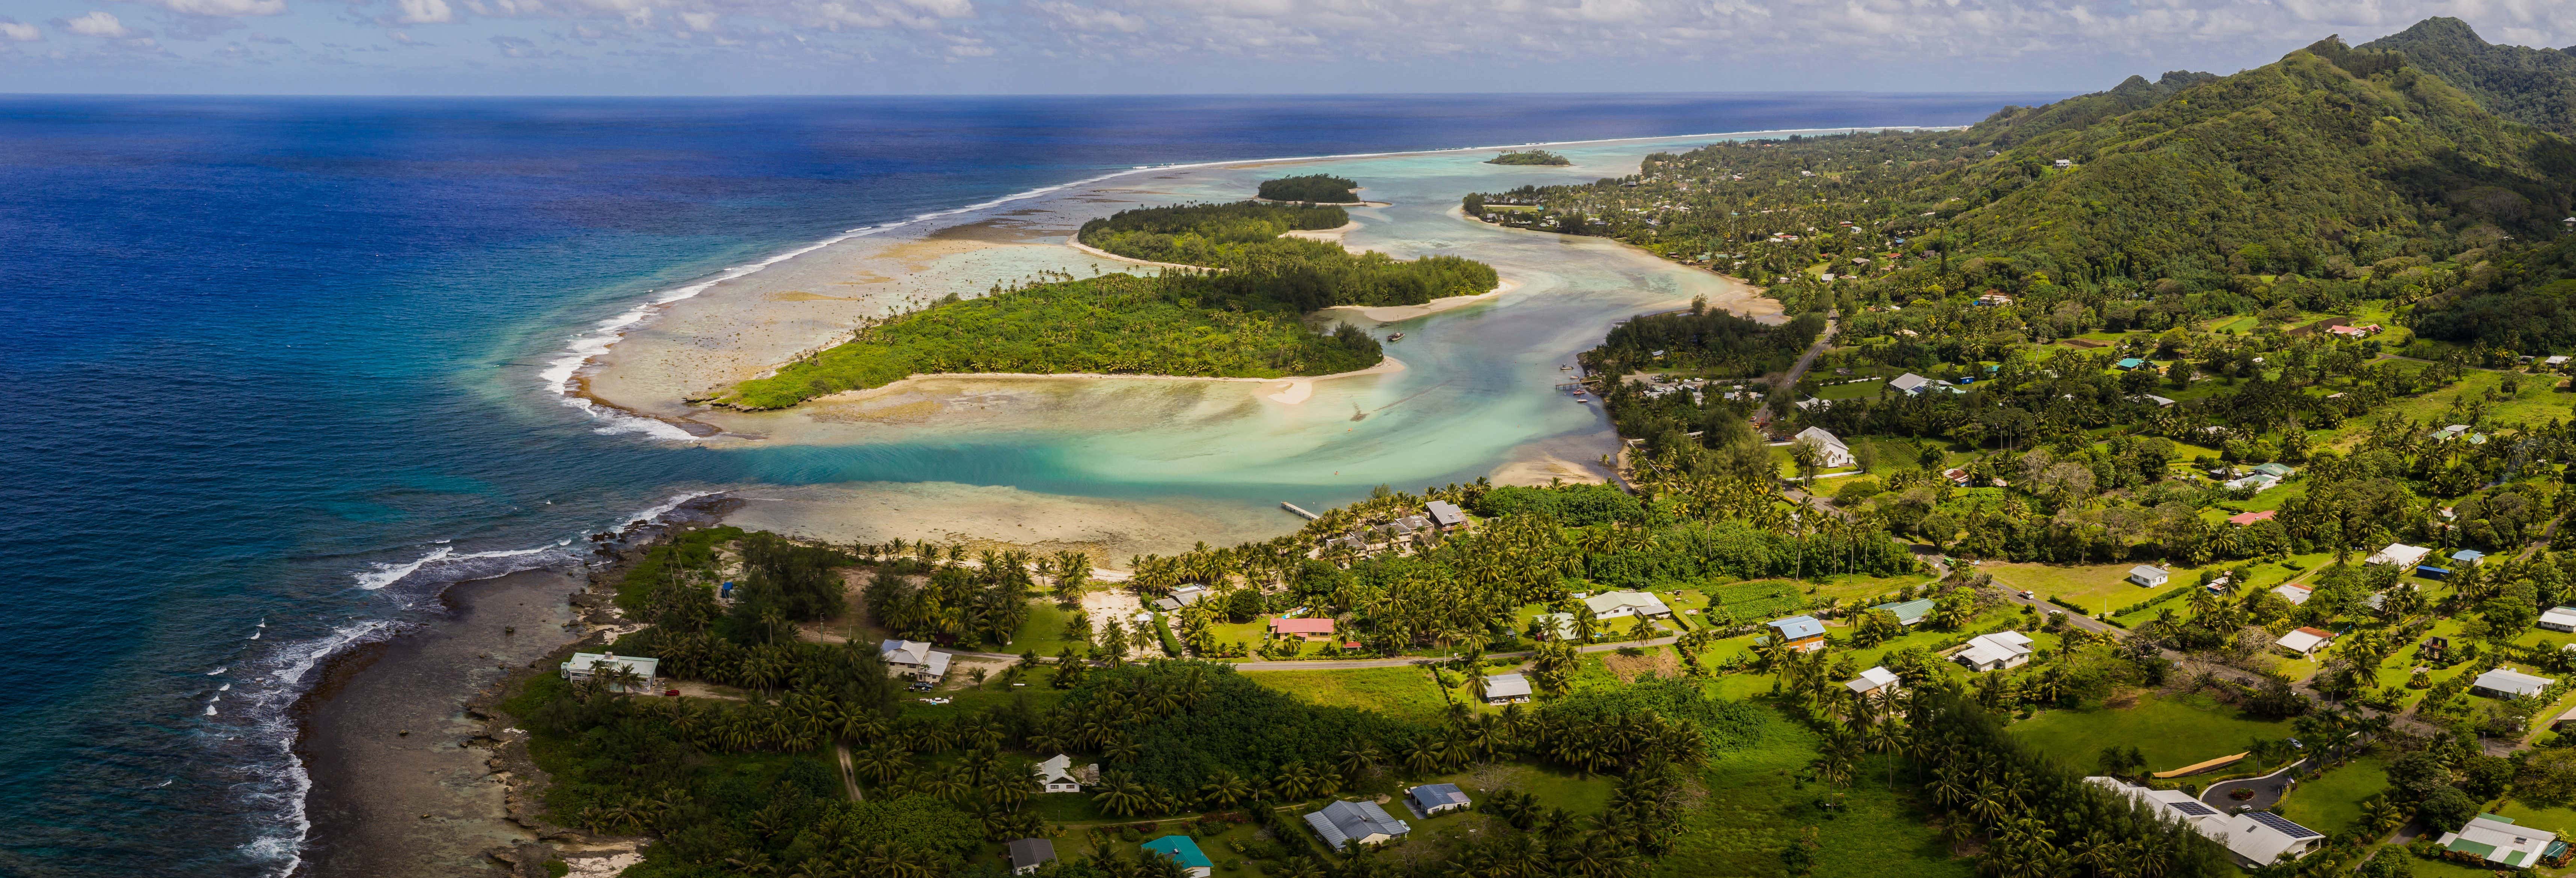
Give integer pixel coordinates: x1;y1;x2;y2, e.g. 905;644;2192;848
1846;666;1902;697
1483;672;1533;704
1792;426;1857;468
2125;565;2169;587
879;639;952;684
1956;631;2035;672
560;652;660;692
2541;607;2576;633
2471;668;2556;700
1889;373;1934;395
2087;777;2323;868
1305;800;1410;851
2367;544;2433;569
1583;590;1673;620
2437;813;2562;869
1033;754;1096;793
2276;627;2335;657
2271;583;2312;606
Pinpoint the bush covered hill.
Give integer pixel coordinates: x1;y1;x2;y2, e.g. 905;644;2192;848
1486;149;1569;166
725;201;1494;409
1465;28;2576;351
1255;174;1360;203
2363;17;2576;139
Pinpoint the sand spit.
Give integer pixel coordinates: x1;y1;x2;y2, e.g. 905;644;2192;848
720;482;1303;563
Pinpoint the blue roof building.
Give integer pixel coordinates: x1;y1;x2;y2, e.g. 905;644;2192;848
2115;358;2148;370
1766;615;1828;651
1140;836;1213;877
1872;598;1936;626
2452;549;2487;565
1305;800;1410;851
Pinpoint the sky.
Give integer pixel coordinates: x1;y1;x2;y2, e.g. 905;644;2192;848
0;0;2569;95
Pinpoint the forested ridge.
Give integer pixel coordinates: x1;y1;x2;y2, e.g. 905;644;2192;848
1467;30;2576;345
2363;17;2576;139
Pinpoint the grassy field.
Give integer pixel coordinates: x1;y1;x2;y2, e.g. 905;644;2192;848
1654;704;1972;878
2277;756;2389;836
1242;666;1462;723
1006;600;1089;655
1981;562;2195;616
1816;379;1887;401
2007;691;2289;774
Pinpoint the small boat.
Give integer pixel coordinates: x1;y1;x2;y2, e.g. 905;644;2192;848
1558;365;1573;370
1388;333;1404;342
1578;398;1592;404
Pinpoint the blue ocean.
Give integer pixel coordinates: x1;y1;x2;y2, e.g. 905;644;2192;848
0;92;2047;876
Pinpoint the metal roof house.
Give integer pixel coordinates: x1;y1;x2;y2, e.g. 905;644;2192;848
1007;838;1057;875
879;639;952;683
2087;777;2322;867
1305;800;1410;851
1888;373;1933;395
1406;783;1472;818
1791;426;1856;468
2271;583;2312;605
2276;627;2335;657
2472;668;2556;700
1270;617;1336;639
2368;543;2433;568
1583;590;1673;620
2541;607;2576;633
1154;583;1211;612
1482;672;1532;704
1846;666;1901;697
1425;500;1468;529
2438;814;2564;869
2126;565;2169;587
560;652;660;692
1140;836;1214;878
2114;358;2148;370
1765;615;1828;652
2451;548;2487;566
1873;598;1935;626
1033;754;1094;793
1956;631;2034;672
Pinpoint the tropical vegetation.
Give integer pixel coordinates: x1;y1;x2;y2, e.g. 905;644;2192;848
1256;174;1360;203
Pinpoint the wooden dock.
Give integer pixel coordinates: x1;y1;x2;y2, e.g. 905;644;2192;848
1281;502;1319;520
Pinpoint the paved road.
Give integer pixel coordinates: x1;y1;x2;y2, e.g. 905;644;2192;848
933;634;1687;670
2200;758;2307;811
1766;316;1840;418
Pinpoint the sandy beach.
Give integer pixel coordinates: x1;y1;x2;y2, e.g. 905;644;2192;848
721;482;1305;562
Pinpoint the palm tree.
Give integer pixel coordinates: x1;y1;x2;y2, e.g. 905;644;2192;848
1197;770;1252;810
1092;774;1149;816
1337;744;1381;780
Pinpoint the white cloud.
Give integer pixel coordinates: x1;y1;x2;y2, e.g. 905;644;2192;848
395;0;452;24
62;11;130;36
132;0;288;16
0;20;39;41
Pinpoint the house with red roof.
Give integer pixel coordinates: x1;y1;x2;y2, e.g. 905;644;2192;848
1270;617;1336;640
2227;509;2276;526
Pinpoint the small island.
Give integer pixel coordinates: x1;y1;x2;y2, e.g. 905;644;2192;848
1486;149;1570;166
718;201;1496;410
1255;173;1360;203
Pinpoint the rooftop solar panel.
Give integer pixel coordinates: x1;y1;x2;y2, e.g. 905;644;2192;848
2244;810;2322;839
2167;801;2218;816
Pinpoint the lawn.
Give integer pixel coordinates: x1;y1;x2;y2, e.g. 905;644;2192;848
1982;561;2197;616
2276;756;2389;836
2007;691;2289;775
1243;666;1462;723
1006;600;1089;655
1654;704;1973;878
1816;379;1887;401
2491;801;2576;845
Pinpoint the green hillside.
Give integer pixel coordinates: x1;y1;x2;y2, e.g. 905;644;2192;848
2363;17;2576;138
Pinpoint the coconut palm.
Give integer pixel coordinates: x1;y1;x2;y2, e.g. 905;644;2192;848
1197;770;1253;810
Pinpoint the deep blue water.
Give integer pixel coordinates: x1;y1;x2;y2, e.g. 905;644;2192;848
0;92;2052;876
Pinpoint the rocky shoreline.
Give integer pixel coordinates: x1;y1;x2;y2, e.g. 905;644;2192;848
295;497;738;878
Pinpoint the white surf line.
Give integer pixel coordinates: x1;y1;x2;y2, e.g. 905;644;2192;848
550;122;1971;440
